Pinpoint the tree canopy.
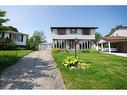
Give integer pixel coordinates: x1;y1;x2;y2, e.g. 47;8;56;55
26;30;46;50
94;32;102;45
106;25;123;37
0;9;10;32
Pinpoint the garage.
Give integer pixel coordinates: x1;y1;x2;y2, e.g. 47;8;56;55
118;42;127;52
39;42;51;50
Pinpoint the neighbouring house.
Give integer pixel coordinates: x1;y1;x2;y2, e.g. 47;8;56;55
39;42;52;50
98;26;127;53
0;27;28;46
51;26;98;50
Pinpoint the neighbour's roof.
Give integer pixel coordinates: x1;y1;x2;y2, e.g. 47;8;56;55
118;26;127;29
5;31;29;36
101;36;127;42
106;26;127;37
51;26;98;30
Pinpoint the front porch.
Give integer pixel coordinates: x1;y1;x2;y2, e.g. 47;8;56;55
52;39;94;50
98;36;127;53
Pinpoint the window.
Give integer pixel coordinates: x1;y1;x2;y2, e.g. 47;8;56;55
11;34;23;42
21;35;23;42
70;29;77;34
57;29;66;35
82;29;91;35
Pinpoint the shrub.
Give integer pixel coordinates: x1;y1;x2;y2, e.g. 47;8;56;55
0;37;16;50
60;49;71;53
52;48;71;53
90;49;99;53
62;56;91;69
78;49;90;53
52;48;61;53
78;63;91;69
62;56;83;68
64;49;71;53
78;49;99;53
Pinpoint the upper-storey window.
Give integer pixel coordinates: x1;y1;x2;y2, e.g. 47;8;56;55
81;29;91;35
57;29;66;35
70;29;77;34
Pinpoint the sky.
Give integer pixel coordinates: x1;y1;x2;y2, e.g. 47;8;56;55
0;6;127;43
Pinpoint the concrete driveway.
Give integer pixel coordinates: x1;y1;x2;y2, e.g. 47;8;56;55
0;50;64;89
110;52;127;57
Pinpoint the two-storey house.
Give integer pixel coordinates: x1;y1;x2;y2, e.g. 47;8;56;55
51;27;98;50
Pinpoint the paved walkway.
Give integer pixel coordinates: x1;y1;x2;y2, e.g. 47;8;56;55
0;50;64;89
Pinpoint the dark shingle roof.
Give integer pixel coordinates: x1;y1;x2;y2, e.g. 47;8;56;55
51;26;98;30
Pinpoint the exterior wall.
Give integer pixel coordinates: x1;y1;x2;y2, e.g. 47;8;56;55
111;29;127;37
4;32;10;38
52;28;95;40
53;35;95;40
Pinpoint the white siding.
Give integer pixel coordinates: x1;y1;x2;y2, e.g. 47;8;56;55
77;29;81;35
4;32;10;38
66;29;70;35
111;29;127;37
53;35;95;40
91;29;95;35
53;29;57;35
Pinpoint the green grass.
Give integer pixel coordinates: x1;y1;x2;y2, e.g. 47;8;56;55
0;50;32;71
52;52;127;89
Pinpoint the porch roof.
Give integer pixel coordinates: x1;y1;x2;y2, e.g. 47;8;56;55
100;36;127;43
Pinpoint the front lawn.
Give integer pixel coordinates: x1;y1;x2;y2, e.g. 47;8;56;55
0;50;32;71
52;52;127;89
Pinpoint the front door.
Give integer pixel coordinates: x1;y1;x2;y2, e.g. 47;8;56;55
69;40;75;50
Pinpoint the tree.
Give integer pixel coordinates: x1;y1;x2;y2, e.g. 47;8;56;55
0;9;10;32
40;31;46;43
0;37;16;50
94;32;102;45
26;30;46;50
0;9;17;50
106;25;123;37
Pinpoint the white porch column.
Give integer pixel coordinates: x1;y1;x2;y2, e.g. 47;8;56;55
60;40;62;49
58;40;60;49
87;41;88;49
52;40;54;48
108;41;111;53
81;41;83;49
96;44;99;50
101;42;103;52
57;40;58;48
